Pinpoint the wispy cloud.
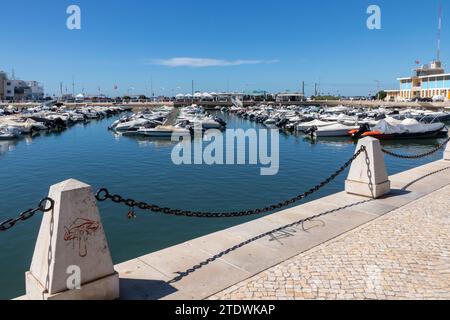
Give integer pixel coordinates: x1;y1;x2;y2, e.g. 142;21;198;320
147;57;279;68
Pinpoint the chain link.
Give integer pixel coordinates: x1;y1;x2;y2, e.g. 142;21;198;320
95;146;366;218
381;137;450;159
0;197;54;232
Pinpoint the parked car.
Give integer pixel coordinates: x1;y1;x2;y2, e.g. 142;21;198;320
432;95;445;102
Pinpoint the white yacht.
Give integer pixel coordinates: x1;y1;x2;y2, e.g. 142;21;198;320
115;118;150;131
264;118;277;125
313;123;359;137
137;125;190;138
297;119;338;132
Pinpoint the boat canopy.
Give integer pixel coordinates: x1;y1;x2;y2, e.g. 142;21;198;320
297;119;337;130
316;123;358;131
373;119;444;134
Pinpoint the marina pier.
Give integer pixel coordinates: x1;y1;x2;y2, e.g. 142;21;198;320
11;137;450;300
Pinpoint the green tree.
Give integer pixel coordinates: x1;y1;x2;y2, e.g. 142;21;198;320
376;91;387;100
314;95;339;101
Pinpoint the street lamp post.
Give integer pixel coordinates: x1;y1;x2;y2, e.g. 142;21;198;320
374;80;380;100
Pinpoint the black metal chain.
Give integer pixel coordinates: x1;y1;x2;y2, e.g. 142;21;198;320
0;198;54;232
381;137;450;159
95;146;366;218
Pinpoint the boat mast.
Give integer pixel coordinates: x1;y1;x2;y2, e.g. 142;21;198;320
72;76;75;97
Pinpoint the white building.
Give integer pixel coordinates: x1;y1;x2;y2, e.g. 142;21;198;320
385;60;450;102
275;92;305;103
1;74;44;101
4;80;30;100
27;81;44;100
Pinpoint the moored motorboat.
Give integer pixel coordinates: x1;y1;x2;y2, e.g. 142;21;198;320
297;120;338;133
264;118;277;125
115;118;150;131
0;126;20;140
350;118;447;140
312;123;359;137
137;125;191;138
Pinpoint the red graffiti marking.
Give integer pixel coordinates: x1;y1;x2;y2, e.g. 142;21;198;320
64;218;100;257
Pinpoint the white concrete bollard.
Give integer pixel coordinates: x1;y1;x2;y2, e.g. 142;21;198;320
25;179;119;300
444;141;450;161
345;137;391;198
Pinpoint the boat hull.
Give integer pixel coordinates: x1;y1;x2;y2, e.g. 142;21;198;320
138;130;191;138
356;129;448;140
0;134;17;140
314;129;354;137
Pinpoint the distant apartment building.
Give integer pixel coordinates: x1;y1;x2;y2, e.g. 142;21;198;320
0;71;7;100
4;80;31;100
0;71;44;101
385;60;450;102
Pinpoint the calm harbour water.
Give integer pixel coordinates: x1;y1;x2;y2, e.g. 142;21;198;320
0;111;447;299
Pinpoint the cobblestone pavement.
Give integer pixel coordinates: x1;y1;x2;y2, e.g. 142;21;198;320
209;185;450;300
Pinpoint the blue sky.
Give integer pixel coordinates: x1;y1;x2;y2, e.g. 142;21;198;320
0;0;447;96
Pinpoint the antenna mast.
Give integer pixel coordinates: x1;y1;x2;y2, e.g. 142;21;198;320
437;1;442;61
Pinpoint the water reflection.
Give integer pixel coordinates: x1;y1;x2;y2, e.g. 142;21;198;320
111;128;227;149
380;137;448;148
303;136;355;148
0;139;18;156
133;137;178;148
0;132;44;156
112;132;180;148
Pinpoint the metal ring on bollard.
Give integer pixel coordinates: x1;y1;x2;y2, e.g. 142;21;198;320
95;188;110;202
39;198;55;212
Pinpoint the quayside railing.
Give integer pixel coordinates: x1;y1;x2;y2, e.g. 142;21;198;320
1;136;450;300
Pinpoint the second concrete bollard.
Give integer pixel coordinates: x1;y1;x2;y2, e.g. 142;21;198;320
345;137;391;198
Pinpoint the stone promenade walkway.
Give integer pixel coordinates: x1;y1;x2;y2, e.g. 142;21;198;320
210;185;450;300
